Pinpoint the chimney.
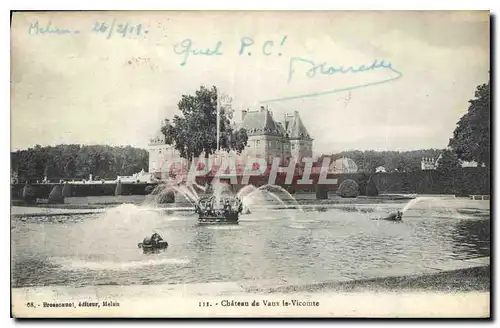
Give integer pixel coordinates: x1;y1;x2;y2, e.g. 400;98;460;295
242;109;248;121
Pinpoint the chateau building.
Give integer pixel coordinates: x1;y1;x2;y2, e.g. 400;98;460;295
239;106;313;165
147;106;313;179
421;156;441;171
421;154;481;171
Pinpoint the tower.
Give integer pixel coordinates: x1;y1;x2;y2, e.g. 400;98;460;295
285;110;313;162
147;121;179;179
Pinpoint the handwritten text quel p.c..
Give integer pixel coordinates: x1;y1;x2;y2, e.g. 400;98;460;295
173;36;288;66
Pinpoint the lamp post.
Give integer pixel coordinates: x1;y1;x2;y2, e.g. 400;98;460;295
216;92;233;152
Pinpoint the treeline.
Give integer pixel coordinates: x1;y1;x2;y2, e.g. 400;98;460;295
319;149;445;173
11;144;149;183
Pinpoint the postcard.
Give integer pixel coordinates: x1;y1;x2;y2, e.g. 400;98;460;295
10;10;490;318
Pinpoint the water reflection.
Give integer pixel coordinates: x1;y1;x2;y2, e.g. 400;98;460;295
451;219;490;258
192;228;215;253
11;205;491;288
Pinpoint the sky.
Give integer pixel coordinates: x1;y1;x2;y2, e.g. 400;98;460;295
10;11;490;155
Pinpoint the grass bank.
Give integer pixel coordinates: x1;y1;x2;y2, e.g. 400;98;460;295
266;266;491;294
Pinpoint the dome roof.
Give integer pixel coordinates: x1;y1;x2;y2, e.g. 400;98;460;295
328;157;358;173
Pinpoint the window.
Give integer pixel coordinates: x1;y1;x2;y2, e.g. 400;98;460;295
268;141;272;148
291;144;295;150
256;140;260;148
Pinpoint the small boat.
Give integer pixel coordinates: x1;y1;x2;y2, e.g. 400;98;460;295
137;240;169;249
138;233;169;249
371;211;403;222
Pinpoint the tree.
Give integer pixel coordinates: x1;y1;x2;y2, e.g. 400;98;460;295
11;144;149;183
437;149;461;172
161;86;248;162
48;185;64;204
449;79;490;167
366;174;379;196
62;183;72;197
315;184;328;200
318;149;442;174
336;179;359;198
357;173;369;195
115;180;123;196
22;183;37;204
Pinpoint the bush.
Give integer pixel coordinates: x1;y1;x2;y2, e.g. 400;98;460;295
12;199;26;206
336;179;359;198
48;185;64;204
145;185;156;195
357;173;369;196
315;184;328;199
22;184;37;204
115;181;122;196
366;176;379;196
62;183;72;197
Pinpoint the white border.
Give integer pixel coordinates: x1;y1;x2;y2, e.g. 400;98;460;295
3;0;498;10
3;1;496;327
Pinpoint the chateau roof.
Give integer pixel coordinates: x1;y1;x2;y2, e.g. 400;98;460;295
151;108;313;143
286;111;313;140
241;107;282;137
275;121;287;136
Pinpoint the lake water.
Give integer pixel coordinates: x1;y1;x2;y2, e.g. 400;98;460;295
11;201;490;288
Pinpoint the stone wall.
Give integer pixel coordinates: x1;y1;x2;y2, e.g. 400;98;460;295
11;167;490;200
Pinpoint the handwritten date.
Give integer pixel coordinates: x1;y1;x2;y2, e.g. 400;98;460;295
92;21;149;39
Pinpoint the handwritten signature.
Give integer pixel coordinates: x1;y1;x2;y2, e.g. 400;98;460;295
259;57;403;103
287;57;394;83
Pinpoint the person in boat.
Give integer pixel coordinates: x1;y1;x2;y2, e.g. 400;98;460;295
237;199;243;214
372;211;403;221
151;232;163;244
202;201;210;216
387;211;403;221
195;202;203;215
223;199;231;215
207;202;213;216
